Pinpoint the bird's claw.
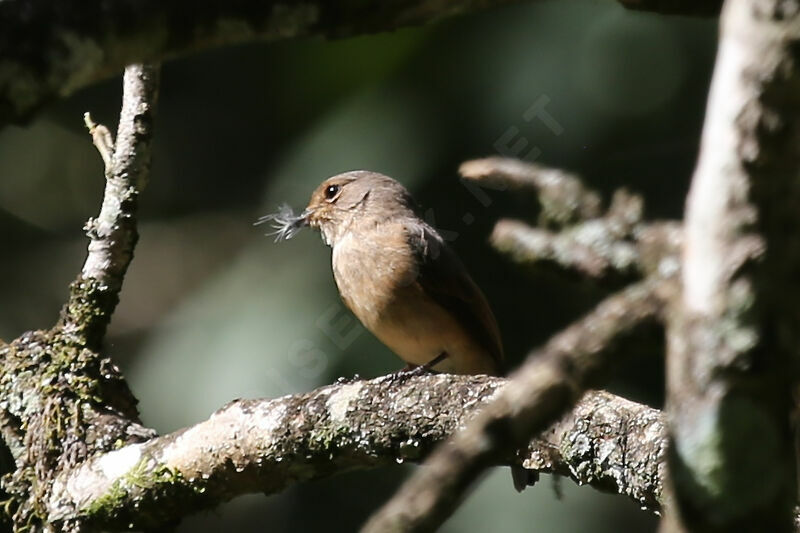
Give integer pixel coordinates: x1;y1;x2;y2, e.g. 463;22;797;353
335;374;362;384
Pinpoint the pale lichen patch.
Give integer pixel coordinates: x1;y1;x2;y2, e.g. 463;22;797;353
252;403;287;448
326;382;363;422
97;443;144;480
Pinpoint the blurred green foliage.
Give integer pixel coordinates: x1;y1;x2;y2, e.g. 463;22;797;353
0;1;715;531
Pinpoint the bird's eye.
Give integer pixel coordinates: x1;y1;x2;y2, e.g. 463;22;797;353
324;184;340;200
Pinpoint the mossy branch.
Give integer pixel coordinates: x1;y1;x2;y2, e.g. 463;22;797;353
0;64;160;531
39;376;666;530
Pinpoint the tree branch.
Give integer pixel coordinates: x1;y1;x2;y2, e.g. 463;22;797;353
0;64;160;530
534;390;666;512
0;0;719;128
39;376;665;530
461;156;681;283
360;156;681;531
459;157;603;225
663;0;800;530
57;64;160;350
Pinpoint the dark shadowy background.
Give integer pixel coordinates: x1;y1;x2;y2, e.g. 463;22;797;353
0;1;715;531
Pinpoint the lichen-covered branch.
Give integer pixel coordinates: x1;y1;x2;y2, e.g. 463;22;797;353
490;212;640;279
461;156;680;283
533;390;666;512
39;376;665;530
460;157;603;225
0;64;160;531
362;277;667;533
0;331;156;531
0;0;508;127
663;0;800;531
57;64;160;350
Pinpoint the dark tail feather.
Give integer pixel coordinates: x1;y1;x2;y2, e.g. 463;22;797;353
511;464;538;492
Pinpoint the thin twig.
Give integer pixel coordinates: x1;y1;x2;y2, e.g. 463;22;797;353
465;157;685;285
83;112;115;170
491;219;640;278
57;64;160;348
0;65;161;530
460;157;603;225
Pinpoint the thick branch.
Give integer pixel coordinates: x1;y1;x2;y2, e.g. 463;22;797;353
534;390;666;512
363;277;666;533
0;1;719;127
0;1;510;127
0;65;160;530
664;0;800;531
42;376;665;530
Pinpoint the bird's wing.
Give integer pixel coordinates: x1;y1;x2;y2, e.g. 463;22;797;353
407;223;505;374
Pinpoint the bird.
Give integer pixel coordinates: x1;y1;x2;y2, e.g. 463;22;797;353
301;170;503;376
257;170;534;490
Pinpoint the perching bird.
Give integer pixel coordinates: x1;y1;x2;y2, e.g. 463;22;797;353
305;171;503;375
257;170;534;489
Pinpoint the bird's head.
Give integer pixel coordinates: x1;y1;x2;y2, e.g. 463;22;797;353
304;170;414;247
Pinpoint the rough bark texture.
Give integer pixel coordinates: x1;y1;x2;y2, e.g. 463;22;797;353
0;148;683;531
531;390;667;512
0;331;155;531
663;0;800;531
38;378;666;530
0;0;718;128
0;65;160;532
57;65;159;351
6;1;796;530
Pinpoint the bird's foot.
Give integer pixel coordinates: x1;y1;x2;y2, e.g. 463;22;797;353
384;365;425;383
335;374;362;384
384;353;449;383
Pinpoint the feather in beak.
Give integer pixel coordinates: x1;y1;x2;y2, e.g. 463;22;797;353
255;204;308;242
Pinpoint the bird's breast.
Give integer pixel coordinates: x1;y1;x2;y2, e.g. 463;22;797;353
330;226;497;374
331;228;416;326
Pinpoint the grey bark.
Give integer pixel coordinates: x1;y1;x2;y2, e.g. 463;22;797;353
7;1;797;531
0;64;160;532
663;0;800;531
39;379;665;530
